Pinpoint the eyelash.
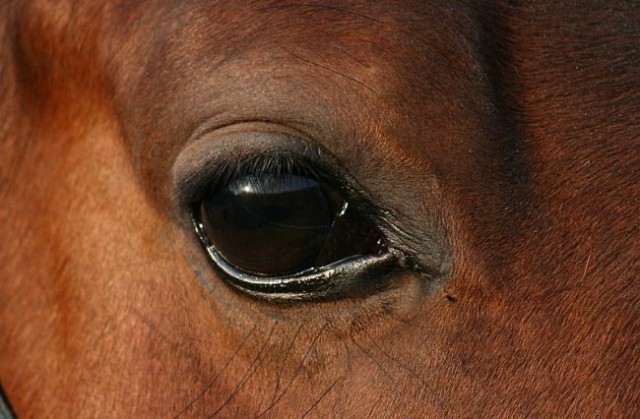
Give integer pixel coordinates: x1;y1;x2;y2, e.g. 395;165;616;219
193;152;373;218
205;154;322;196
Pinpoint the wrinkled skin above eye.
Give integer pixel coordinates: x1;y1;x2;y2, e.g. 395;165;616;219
201;173;341;276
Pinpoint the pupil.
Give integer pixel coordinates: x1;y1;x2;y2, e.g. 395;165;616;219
201;174;337;276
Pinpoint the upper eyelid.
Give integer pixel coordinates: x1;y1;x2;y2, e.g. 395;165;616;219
172;129;367;209
172;130;317;205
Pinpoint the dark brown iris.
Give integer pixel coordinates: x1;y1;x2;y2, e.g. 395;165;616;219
199;173;382;277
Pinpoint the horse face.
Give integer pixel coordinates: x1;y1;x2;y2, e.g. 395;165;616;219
1;1;638;417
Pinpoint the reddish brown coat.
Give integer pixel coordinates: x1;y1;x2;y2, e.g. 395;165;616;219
1;1;638;417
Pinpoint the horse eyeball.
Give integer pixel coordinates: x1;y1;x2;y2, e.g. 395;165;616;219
189;153;399;302
200;174;338;276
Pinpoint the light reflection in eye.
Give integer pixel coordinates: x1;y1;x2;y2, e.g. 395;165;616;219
230;175;325;195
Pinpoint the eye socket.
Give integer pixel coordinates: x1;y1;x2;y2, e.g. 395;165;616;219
190;153;399;302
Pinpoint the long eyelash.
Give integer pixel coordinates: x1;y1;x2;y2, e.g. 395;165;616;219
204;153;325;198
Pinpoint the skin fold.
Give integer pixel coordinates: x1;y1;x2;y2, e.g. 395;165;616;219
1;1;638;417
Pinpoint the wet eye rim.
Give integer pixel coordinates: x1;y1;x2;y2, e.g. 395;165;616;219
191;207;399;302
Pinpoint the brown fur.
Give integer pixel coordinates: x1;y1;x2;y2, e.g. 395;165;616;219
1;1;639;417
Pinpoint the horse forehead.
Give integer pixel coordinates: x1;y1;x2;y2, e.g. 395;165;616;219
102;1;477;137
91;2;485;215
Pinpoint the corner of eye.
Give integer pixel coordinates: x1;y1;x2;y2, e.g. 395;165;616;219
172;148;215;198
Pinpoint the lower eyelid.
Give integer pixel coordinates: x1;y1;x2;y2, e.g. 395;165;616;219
191;207;400;302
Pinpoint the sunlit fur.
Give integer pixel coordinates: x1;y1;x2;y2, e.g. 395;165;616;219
1;1;639;417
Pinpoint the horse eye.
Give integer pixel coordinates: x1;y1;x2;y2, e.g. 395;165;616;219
191;170;398;301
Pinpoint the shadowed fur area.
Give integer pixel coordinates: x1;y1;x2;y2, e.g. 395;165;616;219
1;1;639;417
